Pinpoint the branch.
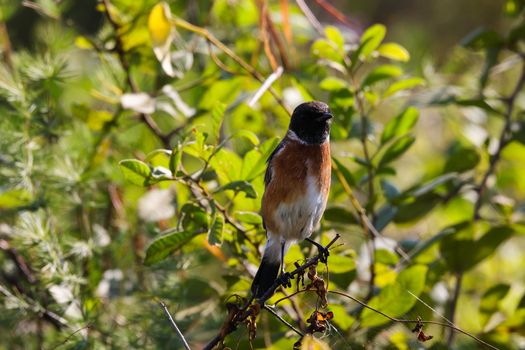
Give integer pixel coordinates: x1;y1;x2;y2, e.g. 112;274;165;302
159;301;191;350
473;58;525;219
171;17;290;115
329;290;499;350
202;234;340;350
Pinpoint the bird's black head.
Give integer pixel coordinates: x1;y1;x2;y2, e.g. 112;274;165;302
289;101;333;144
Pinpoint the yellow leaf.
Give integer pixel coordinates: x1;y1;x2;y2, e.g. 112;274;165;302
148;2;173;47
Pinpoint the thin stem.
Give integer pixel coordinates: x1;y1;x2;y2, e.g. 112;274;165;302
263;305;304;337
329;290;499;350
159;301;192;350
446;273;463;346
171;17;290;115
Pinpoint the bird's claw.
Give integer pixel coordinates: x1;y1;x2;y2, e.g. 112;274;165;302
277;272;293;288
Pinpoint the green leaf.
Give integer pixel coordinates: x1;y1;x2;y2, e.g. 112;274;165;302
144;230;200;266
234;130;259;145
0;188;33;209
381;107;419;144
180;203;209;232
208;213;224;246
440;225;515;272
377;42;410;62
169;144;183;175
361;265;427;327
378;135;415;168
444;145;480;173
311;39;344;63
119;159;152;186
356;24;386;61
211;102;226;142
362;65;403;87
325;25;344;49
332;157;356;186
216;181;257;199
324;206;357;224
233;211;262;225
480;284;510;325
384;77;425;97
394;193;442;223
320;77;348;91
375;249;399;266
326;254;355;273
380;180;400;201
461;27;503;50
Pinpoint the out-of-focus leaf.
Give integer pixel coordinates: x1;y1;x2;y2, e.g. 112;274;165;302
144;230;199;266
356;24;386;61
325;25;344;49
361;265;427;327
320;77;348;91
234;130;259;145
300;334;331;350
211;102;226;142
394;193;442;223
324;207;356;224
362;65;403;87
440;225;515;272
332;157;356;186
0;189;33;209
375;249;399;266
408;173;458;198
311;39;344;63
384;77;425;97
373;204;398;232
148;2;175;77
326;254;355;273
444;145;480;173
169;144;183;175
480;284;511;325
377;42;410;62
461;27;504;50
208;213;224;246
119;159;152;186
215;181;257;199
378;135;415;168
381;107;419;144
233;211;262;225
381;180;400;201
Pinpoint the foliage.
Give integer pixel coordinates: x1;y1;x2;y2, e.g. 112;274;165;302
1;0;525;349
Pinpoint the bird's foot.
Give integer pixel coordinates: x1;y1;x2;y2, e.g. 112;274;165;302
306;238;330;264
276;272;293;288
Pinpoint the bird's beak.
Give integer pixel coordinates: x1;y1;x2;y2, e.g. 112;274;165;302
319;112;333;122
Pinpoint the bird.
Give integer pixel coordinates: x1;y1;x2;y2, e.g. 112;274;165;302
251;101;333;299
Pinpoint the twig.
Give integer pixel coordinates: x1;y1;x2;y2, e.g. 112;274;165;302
263;305;304;337
295;0;324;35
171;17;290;115
472;59;525;219
329;290;499;350
248;66;284;107
202;235;340;350
49;324;92;350
159;301;192;350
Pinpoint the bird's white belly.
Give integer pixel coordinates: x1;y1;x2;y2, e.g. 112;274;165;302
273;176;326;241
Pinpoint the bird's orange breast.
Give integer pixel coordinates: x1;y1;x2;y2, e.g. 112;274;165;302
261;138;331;234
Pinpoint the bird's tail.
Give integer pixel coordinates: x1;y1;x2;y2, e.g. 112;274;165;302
251;234;291;298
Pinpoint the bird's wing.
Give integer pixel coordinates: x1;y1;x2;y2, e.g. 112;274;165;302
264;139;285;187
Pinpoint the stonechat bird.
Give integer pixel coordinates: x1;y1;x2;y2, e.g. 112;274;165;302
251;101;332;298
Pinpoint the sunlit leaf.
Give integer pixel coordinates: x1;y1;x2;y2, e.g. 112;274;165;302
208;213;224;246
361;265;427;327
215;181;257;199
378;135;416;168
119;159;152;186
377;42;410;62
0;189;33;209
144;230;200;265
384;77;425;97
381;107;419;144
362;65;403;87
355;24;386;61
